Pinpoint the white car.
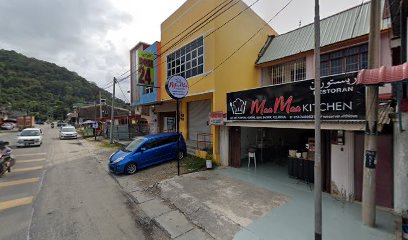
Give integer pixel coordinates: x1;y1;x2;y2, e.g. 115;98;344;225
17;128;42;147
1;123;14;130
59;126;78;140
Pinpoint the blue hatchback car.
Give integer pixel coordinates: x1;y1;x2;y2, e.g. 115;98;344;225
108;132;187;174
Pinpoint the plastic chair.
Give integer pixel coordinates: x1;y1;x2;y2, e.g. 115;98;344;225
248;151;256;168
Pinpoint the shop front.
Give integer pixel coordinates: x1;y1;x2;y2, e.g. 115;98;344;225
225;72;369;196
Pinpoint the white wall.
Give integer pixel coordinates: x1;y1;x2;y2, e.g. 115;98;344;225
219;126;229;166
330;131;355;200
394;112;408;214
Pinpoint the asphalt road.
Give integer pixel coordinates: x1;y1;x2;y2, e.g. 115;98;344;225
0;126;150;240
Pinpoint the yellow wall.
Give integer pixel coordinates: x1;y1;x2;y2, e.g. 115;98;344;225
160;0;277;163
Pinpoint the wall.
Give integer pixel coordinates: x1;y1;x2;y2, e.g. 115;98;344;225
219;126;229;166
330;131;354;200
394;112;408;214
131;42;160;106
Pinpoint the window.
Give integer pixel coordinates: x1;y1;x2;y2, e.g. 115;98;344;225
320;44;368;77
167;36;204;79
262;59;306;86
144;86;153;94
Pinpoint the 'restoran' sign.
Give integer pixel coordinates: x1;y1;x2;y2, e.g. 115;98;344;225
227;72;365;121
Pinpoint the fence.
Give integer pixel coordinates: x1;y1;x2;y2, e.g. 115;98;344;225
106;124;149;141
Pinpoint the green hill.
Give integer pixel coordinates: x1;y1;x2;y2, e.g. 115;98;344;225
0;49;127;120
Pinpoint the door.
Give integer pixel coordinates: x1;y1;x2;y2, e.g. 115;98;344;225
229;127;241;168
155;136;178;162
187;100;211;140
354;133;393;208
138;139;160;167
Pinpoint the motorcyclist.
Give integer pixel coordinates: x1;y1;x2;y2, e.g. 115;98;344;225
0;141;13;173
51;122;54;128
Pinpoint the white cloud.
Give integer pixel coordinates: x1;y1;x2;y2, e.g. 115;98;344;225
0;0;368;102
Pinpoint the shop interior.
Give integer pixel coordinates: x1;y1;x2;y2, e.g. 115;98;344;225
237;127;332;191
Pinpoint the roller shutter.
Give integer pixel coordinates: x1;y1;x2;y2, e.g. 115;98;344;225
187;100;211;140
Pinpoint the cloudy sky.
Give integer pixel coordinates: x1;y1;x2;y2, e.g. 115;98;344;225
0;0;368;102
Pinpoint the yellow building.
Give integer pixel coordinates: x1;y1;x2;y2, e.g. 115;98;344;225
158;0;277;164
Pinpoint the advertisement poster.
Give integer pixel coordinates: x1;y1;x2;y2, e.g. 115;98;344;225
138;51;155;86
227;72;365;121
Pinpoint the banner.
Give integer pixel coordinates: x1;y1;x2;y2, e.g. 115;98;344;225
138;51;155;86
227;72;365;121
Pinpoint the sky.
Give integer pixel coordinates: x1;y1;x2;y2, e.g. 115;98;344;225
0;0;369;102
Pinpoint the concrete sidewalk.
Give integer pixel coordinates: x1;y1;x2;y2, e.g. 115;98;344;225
86;139;396;240
222;166;397;240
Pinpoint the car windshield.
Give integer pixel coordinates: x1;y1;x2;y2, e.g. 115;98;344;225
124;137;146;152
62;127;75;132
20;130;40;136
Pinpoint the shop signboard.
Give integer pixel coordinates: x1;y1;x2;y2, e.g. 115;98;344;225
138;50;155;86
165;75;189;99
227;72;365;121
209;112;224;125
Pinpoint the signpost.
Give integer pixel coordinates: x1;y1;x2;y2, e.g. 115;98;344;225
165;75;189;176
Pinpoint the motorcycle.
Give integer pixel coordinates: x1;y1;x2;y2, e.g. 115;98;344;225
51;123;54;128
0;141;15;177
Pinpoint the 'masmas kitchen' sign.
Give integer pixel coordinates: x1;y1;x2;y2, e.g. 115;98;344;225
227;72;365;121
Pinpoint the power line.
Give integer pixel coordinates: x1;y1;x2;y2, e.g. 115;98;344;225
117;81;130;103
161;0;233;50
114;0;234;79
189;0;295;89
117;0;262;83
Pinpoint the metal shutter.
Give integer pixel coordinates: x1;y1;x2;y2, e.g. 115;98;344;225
187;100;211;140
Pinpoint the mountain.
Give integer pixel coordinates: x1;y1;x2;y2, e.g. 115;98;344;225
0;49;127;120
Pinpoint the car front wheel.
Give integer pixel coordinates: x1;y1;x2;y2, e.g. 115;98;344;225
125;162;137;175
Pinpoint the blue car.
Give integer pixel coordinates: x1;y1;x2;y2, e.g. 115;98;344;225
108;132;187;174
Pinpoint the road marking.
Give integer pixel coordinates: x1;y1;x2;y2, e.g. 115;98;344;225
14;153;47;157
0;178;40;187
13;166;43;172
0;196;33;211
16;158;46;164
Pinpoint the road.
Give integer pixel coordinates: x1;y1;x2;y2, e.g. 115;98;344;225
0;126;150;240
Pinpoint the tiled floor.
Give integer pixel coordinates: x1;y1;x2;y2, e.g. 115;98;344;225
220;162;396;240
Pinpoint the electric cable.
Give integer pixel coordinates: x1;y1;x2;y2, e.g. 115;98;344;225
189;0;295;89
117;0;262;83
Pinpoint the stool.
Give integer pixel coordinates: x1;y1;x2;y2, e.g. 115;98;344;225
248;151;256;168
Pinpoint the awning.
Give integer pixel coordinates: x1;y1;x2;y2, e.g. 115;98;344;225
356;62;408;85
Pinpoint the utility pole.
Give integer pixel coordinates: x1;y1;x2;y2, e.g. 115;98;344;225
110;78;116;144
99;91;103;118
94;97;97;141
362;0;380;227
313;0;322;239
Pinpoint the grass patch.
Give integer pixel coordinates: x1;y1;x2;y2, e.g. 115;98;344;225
100;141;121;149
181;154;207;173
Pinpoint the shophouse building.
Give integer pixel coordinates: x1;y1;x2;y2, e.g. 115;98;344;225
223;1;396;209
156;0;277;162
130;41;161;134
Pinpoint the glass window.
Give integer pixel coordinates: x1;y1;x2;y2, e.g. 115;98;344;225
266;58;306;86
167;36;204;79
330;58;343;74
321;44;368;76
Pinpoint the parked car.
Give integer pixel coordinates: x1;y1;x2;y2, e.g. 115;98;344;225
1;123;14;130
59;126;78;140
16;128;42;147
57;122;67;127
108;132;187;175
36;121;44;125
